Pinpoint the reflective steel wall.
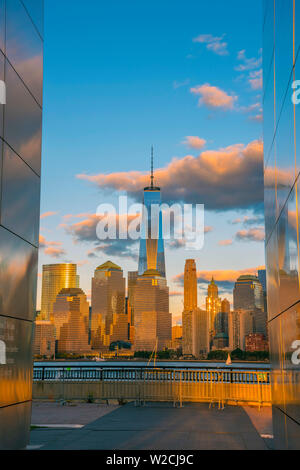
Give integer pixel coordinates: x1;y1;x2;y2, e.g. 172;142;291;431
0;0;43;450
263;0;300;449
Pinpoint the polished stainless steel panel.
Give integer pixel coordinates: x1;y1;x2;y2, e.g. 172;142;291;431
265;229;279;321
0;51;4;138
274;1;293;113
5;0;43;105
1;143;40;246
0;0;43;451
264;0;300;448
269;304;300;416
0;401;32;450
0;138;2;205
22;0;44;38
0;0;5;55
264;156;276;242
272;400;300;450
277;189;300;314
0;226;38;321
4;60;42;174
0;315;33;407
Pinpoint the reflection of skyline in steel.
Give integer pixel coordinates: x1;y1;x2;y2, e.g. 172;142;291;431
138;150;166;278
0;0;44;450
264;0;300;449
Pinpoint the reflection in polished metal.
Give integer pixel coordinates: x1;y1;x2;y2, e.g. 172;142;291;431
263;0;300;449
0;0;44;450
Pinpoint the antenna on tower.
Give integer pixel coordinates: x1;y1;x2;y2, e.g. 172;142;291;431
151;145;154;189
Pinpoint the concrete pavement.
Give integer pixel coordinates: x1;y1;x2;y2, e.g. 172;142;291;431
29;402;272;450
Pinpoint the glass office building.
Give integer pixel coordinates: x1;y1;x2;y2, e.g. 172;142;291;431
0;0;43;449
263;0;300;449
138;157;166;278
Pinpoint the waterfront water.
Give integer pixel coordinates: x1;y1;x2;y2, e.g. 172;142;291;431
34;360;270;370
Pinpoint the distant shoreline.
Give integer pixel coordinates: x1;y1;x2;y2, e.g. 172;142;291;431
34;358;270;364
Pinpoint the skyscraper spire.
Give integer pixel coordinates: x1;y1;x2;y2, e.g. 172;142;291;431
151;145;154;189
139;145;165;277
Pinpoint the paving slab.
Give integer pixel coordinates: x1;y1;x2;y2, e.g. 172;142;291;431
29;402;269;450
31;401;119;425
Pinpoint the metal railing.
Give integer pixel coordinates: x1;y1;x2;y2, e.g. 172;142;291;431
33;365;271;407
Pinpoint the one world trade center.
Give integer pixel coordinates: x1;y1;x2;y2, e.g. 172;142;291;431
138;148;166;278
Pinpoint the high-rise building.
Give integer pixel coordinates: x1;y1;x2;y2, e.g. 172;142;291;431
206;278;222;347
138;149;166;277
41;264;78;321
258;269;268;313
183;259;198;310
133;269;171;351
52;288;90;354
195;309;209;356
228;310;241;351
128;270;138;327
232;275;267;349
233;275;264;311
91;261;128;350
182;260;197;356
33;321;55;358
182;260;209;357
228;308;268;351
245;334;268;353
171;324;182;350
0;0;44;450
213;298;230;349
258;269;267;294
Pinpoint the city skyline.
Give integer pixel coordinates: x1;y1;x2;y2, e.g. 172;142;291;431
37;0;264;323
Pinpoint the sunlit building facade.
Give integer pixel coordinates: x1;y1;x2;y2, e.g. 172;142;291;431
133;270;171;351
245;333;268;353
33;321;55;358
263;0;300;448
0;0;44;449
41;264;77;321
182;260;197;356
182;260;209;357
213;299;230;349
206;278;222;347
128;270;138;328
52;288;90;354
91;261;128;350
233;275;264;312
171;325;182;350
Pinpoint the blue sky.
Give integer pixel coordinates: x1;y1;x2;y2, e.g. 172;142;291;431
38;0;264;322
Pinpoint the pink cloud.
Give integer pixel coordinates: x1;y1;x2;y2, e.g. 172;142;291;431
169;291;183;297
173;265;265;285
249;69;263;90
182;136;206;150
40;211;58;220
190;83;237;109
44;247;66;258
235;227;265;242
193;34;229;56
39;234;66;258
77;139;263;211
218;239;233;246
